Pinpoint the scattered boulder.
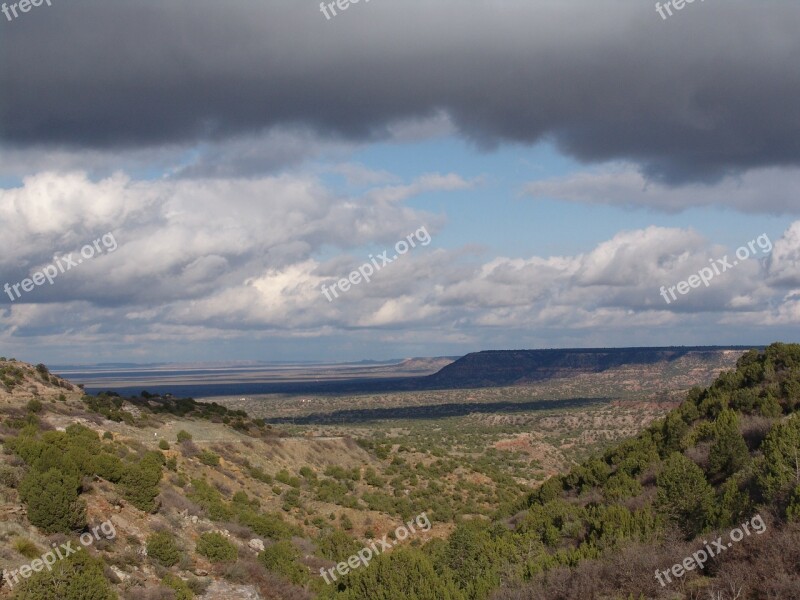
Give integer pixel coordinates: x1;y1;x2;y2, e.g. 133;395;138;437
109;565;129;582
200;581;262;600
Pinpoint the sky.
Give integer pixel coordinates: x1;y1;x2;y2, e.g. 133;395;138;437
1;0;800;364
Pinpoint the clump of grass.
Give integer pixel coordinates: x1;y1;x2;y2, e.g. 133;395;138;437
14;538;41;559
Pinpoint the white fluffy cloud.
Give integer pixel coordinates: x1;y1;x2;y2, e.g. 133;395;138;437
766;222;800;287
1;169;799;361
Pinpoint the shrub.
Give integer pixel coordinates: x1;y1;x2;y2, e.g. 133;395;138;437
246;466;272;484
281;488;302;511
186;479;234;521
196;532;238;562
26;399;43;414
158;439;170;450
0;465;20;488
364;467;385;487
95;453;124;483
314;479;349;504
18;468;85;533
120;451;164;512
374;444;391;460
146;531;182;567
198;450;220;467
337;547;464;600
82;395;129;423
238;509;295;540
232;490;255;508
602;471;643;502
258;541;307;585
177;430;193;443
11;551;116;600
162;573;194;600
275;469;301;488
316;529;361;561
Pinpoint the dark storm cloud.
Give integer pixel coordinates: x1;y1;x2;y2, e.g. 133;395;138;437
1;0;799;182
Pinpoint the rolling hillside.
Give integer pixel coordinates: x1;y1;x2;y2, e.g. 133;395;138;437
3;345;796;600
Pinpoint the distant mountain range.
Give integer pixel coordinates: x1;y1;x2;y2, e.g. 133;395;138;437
423;346;758;388
69;346;758;397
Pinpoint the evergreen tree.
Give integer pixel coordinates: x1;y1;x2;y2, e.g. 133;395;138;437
658;411;689;456
708;409;749;479
120;451;163;512
18;468;85;534
444;522;501;599
656;452;714;537
757;413;800;501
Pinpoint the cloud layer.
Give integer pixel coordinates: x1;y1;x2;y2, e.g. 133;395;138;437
2;0;799;182
2;1;799;362
525;165;800;215
1;171;798;360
